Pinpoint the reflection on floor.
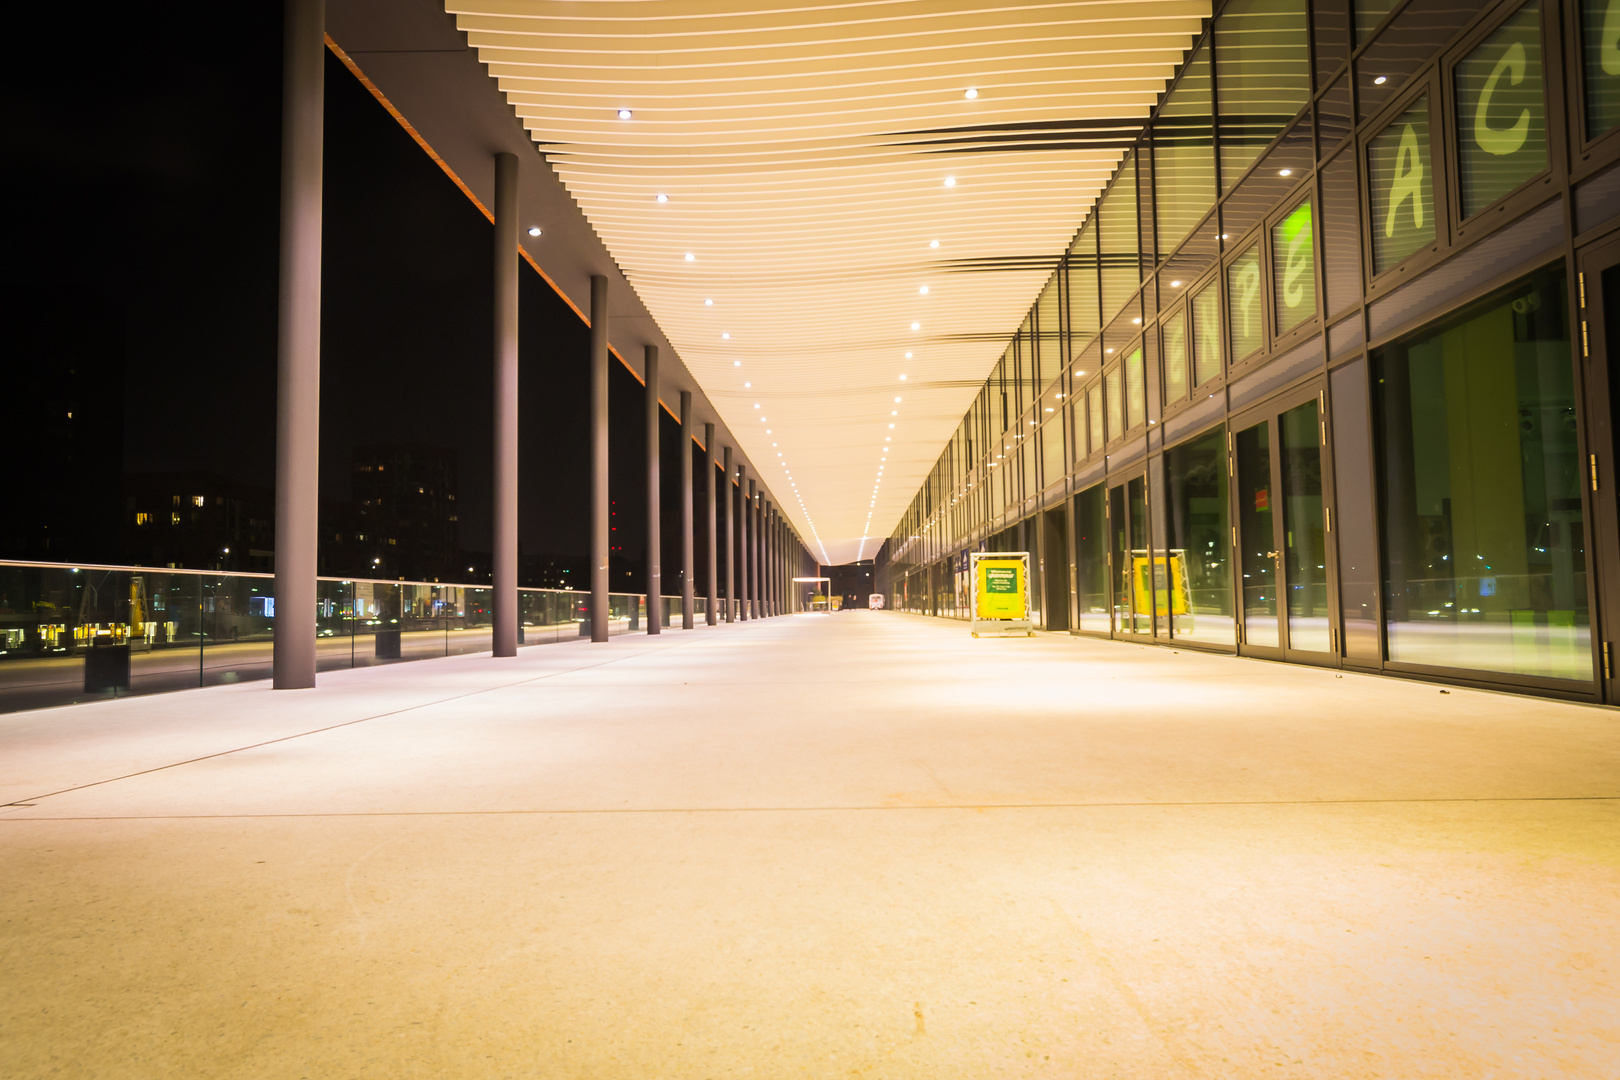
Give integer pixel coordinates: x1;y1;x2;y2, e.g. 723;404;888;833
2;611;1616;1078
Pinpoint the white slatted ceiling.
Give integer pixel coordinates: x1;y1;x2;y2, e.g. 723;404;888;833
447;0;1208;564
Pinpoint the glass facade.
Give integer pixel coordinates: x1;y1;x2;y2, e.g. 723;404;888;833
882;0;1618;704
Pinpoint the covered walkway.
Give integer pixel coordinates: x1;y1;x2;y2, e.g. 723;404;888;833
3;612;1617;1077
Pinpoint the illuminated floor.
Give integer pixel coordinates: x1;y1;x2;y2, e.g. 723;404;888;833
2;612;1616;1078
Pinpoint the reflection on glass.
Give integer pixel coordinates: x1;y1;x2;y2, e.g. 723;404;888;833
1100;153;1140;319
1215;0;1311;190
1106;368;1123;442
1109;479;1154;635
1165;427;1234;647
1162;309;1189;404
1076;484;1110;632
1376;267;1590;680
1155;45;1216;254
1193;281;1223;384
1456;1;1546;217
1227;245;1264;360
1281;401;1330;651
1356;0;1396;43
1367;95;1434;274
1582;0;1620;139
1088;382;1105;451
1273;199;1316;334
1237;420;1279;647
1125;347;1146;430
1321;150;1362;316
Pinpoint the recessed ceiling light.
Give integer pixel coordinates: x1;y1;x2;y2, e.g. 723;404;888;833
1170;280;1182;288
704;298;713;306
722;333;730;340
685;253;695;261
528;226;542;237
1279;168;1293;177
900;373;907;380
1373;75;1387;85
894;397;902;402
618;108;633;120
965;88;979;100
1132;317;1141;325
1106;348;1114;354
918;286;929;295
891;410;898;416
655;193;668;203
745;382;752;387
943;176;956;188
911;322;920;330
929;240;940;249
1220;233;1230;240
734;361;742;367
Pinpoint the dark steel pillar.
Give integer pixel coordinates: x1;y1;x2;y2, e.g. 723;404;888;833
492;152;519;657
763;502;773;616
680;391;695;630
590;275;609;643
644;345;661;635
723;446;735;623
738;466;750;621
273;0;324;690
705;423;718;626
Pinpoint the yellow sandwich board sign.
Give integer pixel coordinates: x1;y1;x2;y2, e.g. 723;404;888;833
970;552;1033;637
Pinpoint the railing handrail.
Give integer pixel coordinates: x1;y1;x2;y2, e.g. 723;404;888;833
0;559;695;600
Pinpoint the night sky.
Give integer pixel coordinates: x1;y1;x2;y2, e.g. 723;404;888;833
4;3;717;593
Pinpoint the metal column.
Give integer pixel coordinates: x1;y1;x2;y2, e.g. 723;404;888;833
723;446;735;623
644;345;661;635
680;392;695;630
764;502;774;616
272;0;324;690
590;275;609;643
738;467;750;621
492;152;519;657
705;423;718;625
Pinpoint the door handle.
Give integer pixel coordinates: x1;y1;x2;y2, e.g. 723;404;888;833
1266;550;1281;559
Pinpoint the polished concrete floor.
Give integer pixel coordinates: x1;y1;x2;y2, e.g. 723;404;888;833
2;612;1616;1079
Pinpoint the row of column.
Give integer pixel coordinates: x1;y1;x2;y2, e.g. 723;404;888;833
270;1;807;685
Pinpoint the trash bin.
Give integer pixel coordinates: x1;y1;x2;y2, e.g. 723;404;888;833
374;629;401;659
84;643;131;694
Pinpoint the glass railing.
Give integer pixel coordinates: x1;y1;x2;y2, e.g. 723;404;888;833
0;561;709;715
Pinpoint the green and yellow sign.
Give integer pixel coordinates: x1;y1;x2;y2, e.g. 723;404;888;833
975;559;1026;620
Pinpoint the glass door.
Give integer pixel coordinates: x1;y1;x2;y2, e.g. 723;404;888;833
1232;387;1334;659
1107;476;1152;636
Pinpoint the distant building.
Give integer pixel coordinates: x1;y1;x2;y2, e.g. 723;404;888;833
344;444;460;582
123;472;274;572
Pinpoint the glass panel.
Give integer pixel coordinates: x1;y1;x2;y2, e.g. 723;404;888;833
1357;0;1478;120
1076;484;1109;632
1582;0;1620;140
1068;220;1101;348
1193;281;1224;384
1041;420;1064;489
1037;272;1063;392
1367;95;1434;276
1216;0;1311;192
1100;153;1140;319
1155;45;1215;255
1330;359;1382;658
1355;0;1396;43
1237;420;1280;647
1455;1;1547;218
1227;244;1265;361
1165;427;1235;646
1273;198;1317;334
1313;0;1351;85
1105;368;1123;442
1317;73;1354;152
1162;308;1189;403
1321;150;1363;316
1125;347;1146;429
1088;382;1105;450
1281;400;1330;651
1376;266;1589;680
